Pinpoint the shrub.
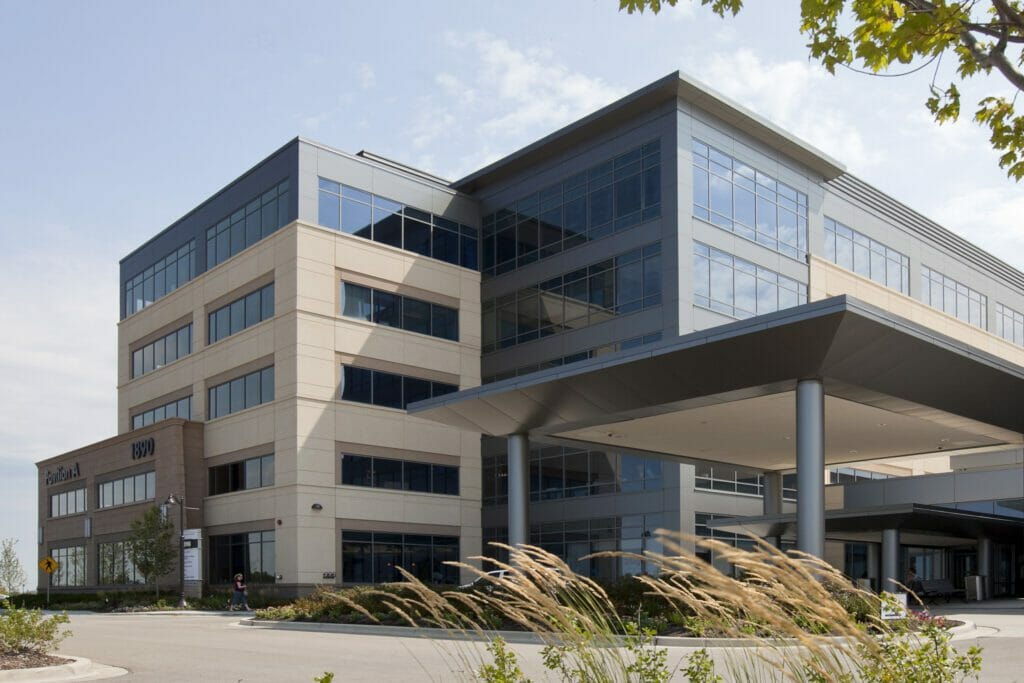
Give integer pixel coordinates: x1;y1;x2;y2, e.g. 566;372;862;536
478;637;528;683
0;599;71;654
858;610;982;683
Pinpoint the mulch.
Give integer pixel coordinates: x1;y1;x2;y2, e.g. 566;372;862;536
0;651;71;670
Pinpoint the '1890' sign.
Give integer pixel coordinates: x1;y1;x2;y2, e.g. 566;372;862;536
131;438;155;460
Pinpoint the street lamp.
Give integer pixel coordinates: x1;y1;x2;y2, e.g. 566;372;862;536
164;493;187;609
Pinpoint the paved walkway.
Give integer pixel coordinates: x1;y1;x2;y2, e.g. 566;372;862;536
933;598;1024;683
46;601;1024;682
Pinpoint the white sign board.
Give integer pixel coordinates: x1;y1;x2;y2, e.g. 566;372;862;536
183;529;202;581
880;591;908;620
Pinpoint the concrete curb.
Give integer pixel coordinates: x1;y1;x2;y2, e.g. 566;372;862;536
946;619;977;638
0;656;92;682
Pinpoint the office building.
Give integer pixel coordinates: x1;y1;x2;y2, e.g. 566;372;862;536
38;71;1024;598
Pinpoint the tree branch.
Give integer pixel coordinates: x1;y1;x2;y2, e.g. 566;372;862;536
961;28;1024;89
992;0;1024;33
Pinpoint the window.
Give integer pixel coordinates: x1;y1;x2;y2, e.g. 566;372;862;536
207;366;274;419
98;471;155;509
50;546;86;587
482;141;660;275
482;332;662;384
208;531;275;584
827;467;893;484
481;243;662;353
692;139;808;259
509;516;661;581
206;180;291;269
209;454;275;495
341;531;459;585
131;324;193;378
695;465;798;500
824;218;910;294
341;453;458;495
98;541;143;585
124;240;196;317
996;302;1024;346
920;266;987;329
318;179;478;270
481;443;662;506
207;283;275;344
50;488;86;518
341;283;459;342
340;366;457;409
693;243;807;319
130;395;192;430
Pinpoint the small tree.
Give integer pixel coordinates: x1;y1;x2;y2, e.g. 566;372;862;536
127;506;177;597
0;538;27;596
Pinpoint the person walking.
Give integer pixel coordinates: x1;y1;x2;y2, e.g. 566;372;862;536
230;573;250;611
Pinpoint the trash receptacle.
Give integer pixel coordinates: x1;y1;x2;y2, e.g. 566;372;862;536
965;574;984;601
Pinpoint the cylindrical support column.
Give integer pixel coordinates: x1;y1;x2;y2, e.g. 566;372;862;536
796;379;825;558
507;434;530;548
762;471;784;547
763;471;783;515
867;542;881;591
978;537;993;600
881;528;900;594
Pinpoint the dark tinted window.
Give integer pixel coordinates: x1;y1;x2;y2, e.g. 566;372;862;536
402;298;431;335
373;291;401;328
373;371;403;409
341;454;372;487
342;366;373;403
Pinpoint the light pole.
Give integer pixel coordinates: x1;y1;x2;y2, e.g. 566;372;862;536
164;494;187;609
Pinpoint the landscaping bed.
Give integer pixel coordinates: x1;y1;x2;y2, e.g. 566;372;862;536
0;651;69;670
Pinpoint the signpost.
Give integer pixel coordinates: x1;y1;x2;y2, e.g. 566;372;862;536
39;556;59;606
880;591;908;620
182;529;202;582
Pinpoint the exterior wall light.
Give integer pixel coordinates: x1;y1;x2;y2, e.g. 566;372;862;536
311;503;323;511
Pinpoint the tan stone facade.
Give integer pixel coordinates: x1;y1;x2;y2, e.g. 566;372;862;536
42;170;482;594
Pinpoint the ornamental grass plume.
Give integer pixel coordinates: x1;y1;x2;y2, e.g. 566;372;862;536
328;531;979;682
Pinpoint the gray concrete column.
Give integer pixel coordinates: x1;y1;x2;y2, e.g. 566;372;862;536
978;537;993;600
507;434;530;548
881;528;900;593
866;542;880;591
762;471;784;547
796;379;825;558
763;471;783;515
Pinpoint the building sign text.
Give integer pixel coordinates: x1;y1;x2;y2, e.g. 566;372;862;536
45;463;80;486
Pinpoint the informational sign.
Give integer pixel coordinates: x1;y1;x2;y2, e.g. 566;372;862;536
880;591;908;620
39;556;59;574
183;529;202;581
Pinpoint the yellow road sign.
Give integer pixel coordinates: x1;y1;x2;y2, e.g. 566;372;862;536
39;556;59;574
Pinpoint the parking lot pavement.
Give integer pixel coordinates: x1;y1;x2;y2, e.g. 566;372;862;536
930;600;1024;682
55;605;1024;682
58;612;532;682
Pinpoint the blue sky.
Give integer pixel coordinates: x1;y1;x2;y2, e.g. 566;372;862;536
1;1;1020;588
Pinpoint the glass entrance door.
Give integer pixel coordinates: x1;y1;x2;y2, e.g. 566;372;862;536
994;544;1016;597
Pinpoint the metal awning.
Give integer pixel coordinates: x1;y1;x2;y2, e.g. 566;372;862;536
409;296;1024;471
706;503;1024;545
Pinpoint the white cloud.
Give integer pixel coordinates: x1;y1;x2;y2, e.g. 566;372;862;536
408;31;624;178
356;63;376;90
662;2;696;21
696;49;883;172
0;224;117;592
933;187;1024;272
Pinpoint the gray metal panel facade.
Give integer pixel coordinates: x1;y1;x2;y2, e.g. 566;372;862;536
119;140;300;318
475;99;679;379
